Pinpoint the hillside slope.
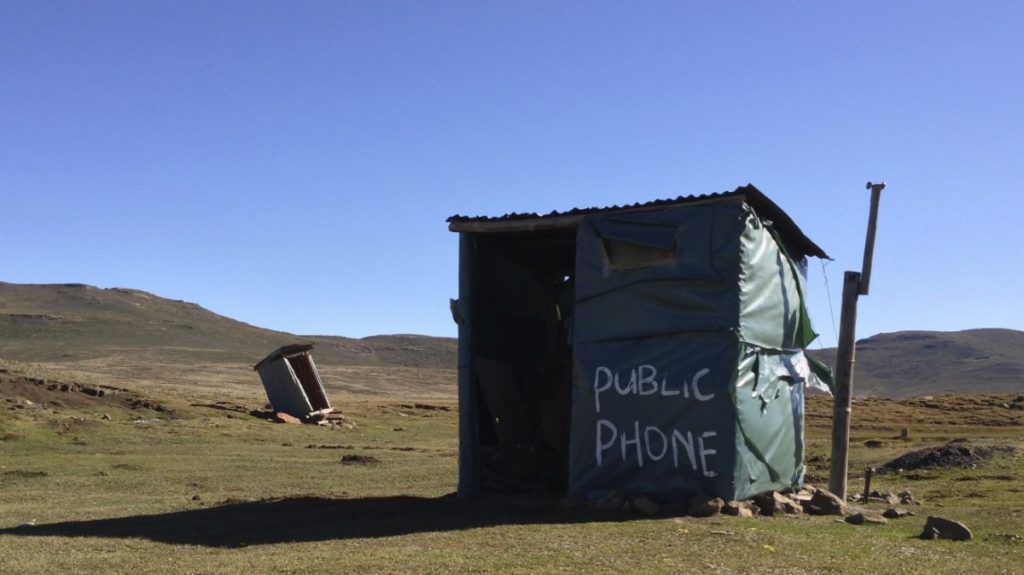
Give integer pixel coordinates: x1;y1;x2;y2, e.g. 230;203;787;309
3;282;1022;397
0;282;456;368
808;329;1024;397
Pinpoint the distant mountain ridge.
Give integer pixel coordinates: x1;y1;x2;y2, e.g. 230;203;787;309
0;282;456;368
2;282;1021;397
808;329;1024;398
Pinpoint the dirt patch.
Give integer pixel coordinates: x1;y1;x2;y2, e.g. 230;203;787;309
879;440;1018;473
400;403;452;412
192;402;250;413
47;416;100;436
1;370;168;414
953;474;1016;481
340;454;380;465
2;470;48;479
112;463;142;471
127;399;170;412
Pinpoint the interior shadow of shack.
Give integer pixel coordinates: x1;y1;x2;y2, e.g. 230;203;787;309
254;344;333;421
447;184;833;502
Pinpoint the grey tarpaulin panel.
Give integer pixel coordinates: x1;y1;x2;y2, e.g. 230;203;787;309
737;204;814;350
731;345;806;497
568;199;821;501
569;201;745;499
571;203;744;344
569;331;741;499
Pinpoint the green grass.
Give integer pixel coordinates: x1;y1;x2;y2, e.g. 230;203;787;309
1;365;1023;574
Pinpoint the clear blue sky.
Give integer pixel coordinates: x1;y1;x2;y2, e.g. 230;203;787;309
3;2;1022;347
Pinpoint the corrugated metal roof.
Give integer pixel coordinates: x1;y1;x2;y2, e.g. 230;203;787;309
447;184;828;260
253;343;315;371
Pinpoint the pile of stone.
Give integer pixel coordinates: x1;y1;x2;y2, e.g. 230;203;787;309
567;484;847;518
564;484;973;541
271;411;355;429
879;440;1017;473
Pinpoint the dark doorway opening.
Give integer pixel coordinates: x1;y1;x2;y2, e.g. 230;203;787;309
286;354;330;412
469;228;576;494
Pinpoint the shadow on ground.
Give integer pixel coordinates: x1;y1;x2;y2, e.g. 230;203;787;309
0;495;628;548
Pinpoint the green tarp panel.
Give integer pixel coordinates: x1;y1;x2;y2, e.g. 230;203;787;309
568;200;823;501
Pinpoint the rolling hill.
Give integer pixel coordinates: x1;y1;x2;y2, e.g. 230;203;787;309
2;282;1021;397
0;282;456;369
809;329;1024;398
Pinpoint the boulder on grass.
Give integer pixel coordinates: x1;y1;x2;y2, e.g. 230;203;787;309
802;489;847;516
921;516;972;541
883;508;913;519
845;512;888;526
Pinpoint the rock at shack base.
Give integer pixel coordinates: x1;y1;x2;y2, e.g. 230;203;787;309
723;500;759;517
274;412;301;424
688;495;725;518
921;516;973;541
754;492;803;516
591;489;627;511
802;488;847;516
661;498;691;517
630;495;661;516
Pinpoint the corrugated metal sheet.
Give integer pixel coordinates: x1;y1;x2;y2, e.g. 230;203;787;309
254;343;315;372
447;184;827;260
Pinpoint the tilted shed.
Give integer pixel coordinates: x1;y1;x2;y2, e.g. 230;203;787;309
254;344;333;420
448;184;831;502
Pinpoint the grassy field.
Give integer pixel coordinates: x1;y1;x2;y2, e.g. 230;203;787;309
1;360;1022;574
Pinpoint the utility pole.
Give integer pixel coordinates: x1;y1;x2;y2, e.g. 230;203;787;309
829;181;887;500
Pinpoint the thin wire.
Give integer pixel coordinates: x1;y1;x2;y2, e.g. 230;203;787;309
820;259;839;348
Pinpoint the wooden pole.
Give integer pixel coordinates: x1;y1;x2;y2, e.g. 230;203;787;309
862;467;875;502
859;182;886;295
829;270;861;499
828;181;888;500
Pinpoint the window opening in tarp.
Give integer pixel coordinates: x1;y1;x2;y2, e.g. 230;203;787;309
602;239;675;271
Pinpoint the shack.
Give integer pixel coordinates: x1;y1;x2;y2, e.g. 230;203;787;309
254;344;333;420
448;184;831;502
